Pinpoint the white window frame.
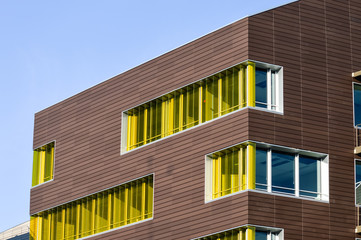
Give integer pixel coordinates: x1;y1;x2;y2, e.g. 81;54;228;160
204;141;329;203
30;140;57;189
255;142;329;202
254;61;284;113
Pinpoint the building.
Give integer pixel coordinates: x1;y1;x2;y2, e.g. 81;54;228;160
0;221;29;240
29;0;361;239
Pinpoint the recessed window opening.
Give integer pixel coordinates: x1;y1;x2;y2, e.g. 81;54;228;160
30;175;154;240
122;61;283;153
32;141;55;187
205;141;328;202
192;225;284;240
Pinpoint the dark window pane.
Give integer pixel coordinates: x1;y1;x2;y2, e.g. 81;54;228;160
255;231;268;240
256;148;267;190
299;155;320;198
256;68;267;108
356;161;361;205
272;151;294;194
354;84;361;126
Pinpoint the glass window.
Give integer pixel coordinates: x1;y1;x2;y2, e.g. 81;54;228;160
206;142;328;202
256;148;267;190
122;61;283;153
356;160;361;205
256;68;268;108
30;175;154;240
194;227;283;240
32;142;55;187
354;84;361;126
255;230;268;240
211;146;247;199
299;155;320;198
272;151;295;194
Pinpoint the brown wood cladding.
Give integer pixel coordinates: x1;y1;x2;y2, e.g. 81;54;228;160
248;0;360;239
30;0;361;239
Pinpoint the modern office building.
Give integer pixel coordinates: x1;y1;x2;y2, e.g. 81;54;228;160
29;0;361;239
0;221;30;240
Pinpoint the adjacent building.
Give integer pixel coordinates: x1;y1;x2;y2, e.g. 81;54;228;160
0;222;29;240
29;0;361;239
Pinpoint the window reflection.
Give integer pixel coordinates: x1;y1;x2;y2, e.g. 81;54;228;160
256;148;267;190
255;231;268;240
356;160;361;205
272;151;294;194
299;155;320;198
354;84;361;126
256;68;267;108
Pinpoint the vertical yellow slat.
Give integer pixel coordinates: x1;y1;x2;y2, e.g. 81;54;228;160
141;180;146;220
47;211;52;240
231;150;237;193
161;100;166;138
239;148;243;191
239;66;246;108
80;200;85;237
112;188;119;228
50;144;54;180
224;74;229;114
212;158;216;199
91;198;96;234
218;78;222;117
124;186;129;224
61;208;65;240
247;62;256;107
127;114;132;151
247;142;256;190
199;85;203;123
76;202;80;239
129;183;134;223
38;214;43;240
144;108;148;144
96;194;102;233
149;104;154;142
148;176;154;218
30;216;37;240
205;81;211;121
239;228;246;240
185;89;189;128
168;97;174;135
179;93;184;131
108;191;112;230
50;211;56;240
224;154;229;195
39;147;46;184
132;113;138;150
246;226;255;240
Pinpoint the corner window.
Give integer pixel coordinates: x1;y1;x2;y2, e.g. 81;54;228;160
31;141;55;187
121;60;283;153
192;225;283;240
255;145;328;200
205;141;329;202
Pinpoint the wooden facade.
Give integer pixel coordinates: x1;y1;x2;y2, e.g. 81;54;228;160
30;0;361;239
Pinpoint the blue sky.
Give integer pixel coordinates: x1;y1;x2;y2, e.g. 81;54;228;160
0;0;295;232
